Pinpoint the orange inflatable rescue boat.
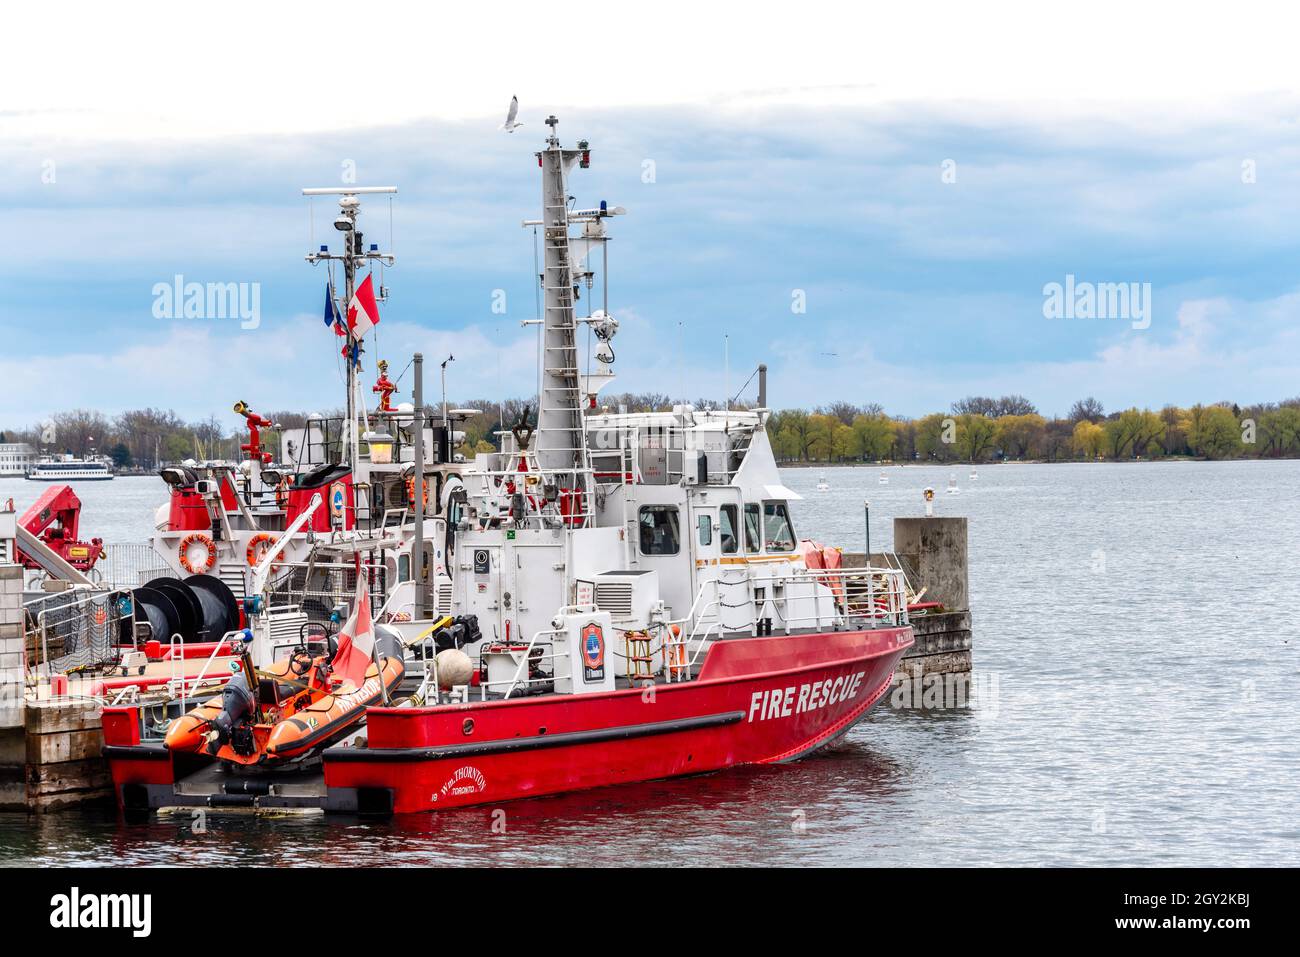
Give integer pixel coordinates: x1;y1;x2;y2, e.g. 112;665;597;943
164;631;404;765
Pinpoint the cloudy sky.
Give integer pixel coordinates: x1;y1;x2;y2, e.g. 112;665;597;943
2;2;1298;424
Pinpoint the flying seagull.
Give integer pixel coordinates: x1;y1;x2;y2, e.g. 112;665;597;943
500;96;523;132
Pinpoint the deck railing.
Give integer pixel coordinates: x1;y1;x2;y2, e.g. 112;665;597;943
22;588;131;678
665;564;910;675
96;542;171;589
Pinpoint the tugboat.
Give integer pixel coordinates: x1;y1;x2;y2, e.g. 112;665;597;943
102;115;915;815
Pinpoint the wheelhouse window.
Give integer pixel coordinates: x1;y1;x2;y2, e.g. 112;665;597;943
743;503;761;554
720;504;739;554
763;501;796;552
639;505;680;555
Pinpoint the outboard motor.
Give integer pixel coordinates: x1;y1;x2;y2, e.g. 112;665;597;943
209;670;256;757
208;634;261;757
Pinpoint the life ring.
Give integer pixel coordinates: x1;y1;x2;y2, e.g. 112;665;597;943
178;533;216;574
246;532;283;571
665;623;688;681
405;477;430;509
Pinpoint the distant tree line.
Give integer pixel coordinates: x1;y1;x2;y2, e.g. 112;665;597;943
0;407;319;470
765;395;1300;463
7;392;1298;469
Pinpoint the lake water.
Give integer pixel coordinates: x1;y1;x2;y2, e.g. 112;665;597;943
2;461;1297;866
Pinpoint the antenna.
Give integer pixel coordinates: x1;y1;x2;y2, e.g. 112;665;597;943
302;186;398;471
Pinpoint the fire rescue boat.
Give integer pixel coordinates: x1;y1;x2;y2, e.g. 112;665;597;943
102;115;915;815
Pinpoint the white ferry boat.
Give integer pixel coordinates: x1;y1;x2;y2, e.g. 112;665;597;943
26;455;115;481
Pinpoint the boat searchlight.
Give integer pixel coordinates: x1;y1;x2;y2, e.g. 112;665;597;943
364;430;395;464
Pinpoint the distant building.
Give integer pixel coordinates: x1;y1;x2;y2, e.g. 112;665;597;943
0;443;35;477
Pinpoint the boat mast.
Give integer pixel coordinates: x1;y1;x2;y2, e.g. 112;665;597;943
534;117;587;480
303;186;397;471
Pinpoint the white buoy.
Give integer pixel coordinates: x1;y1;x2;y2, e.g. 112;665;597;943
435;648;473;689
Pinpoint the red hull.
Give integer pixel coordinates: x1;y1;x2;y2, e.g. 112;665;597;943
325;627;912;813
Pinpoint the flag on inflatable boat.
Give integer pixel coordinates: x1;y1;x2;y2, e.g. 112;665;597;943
347;273;380;338
323;282;344;336
332;575;376;690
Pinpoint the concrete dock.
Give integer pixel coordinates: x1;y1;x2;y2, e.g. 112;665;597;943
846;516;974;684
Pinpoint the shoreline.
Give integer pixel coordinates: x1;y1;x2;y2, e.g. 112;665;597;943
778;457;1286;468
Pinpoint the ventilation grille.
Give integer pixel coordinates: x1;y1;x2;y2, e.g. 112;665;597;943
269;609;308;644
594;582;633;619
436;581;453;616
219;563;247;600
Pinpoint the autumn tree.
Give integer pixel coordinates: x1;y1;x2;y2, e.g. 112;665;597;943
1259;406;1300;457
1103;408;1165;459
851;413;896;461
916;413;957;461
807;413;857;461
995;413;1047;459
1072;420;1105;459
956;414;997;462
1188;404;1242;459
772;409;814;461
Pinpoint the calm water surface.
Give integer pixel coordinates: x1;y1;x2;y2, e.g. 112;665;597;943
1;461;1296;866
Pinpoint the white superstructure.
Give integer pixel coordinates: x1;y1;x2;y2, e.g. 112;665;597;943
0;443;35;477
26;455;114;481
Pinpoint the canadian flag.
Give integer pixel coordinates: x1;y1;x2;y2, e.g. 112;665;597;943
332;573;377;690
347;273;381;339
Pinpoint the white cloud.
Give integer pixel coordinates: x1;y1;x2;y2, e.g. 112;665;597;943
750;291;1300;415
0;316;539;425
5;2;1300;140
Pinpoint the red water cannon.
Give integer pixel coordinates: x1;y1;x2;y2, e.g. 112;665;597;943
233;400;274;465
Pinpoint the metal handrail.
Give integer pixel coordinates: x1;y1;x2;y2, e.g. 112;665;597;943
786;565;910;625
174;630;240;710
659;565;908;674
496;627;565;700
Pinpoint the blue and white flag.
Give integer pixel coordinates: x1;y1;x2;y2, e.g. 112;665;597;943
323;282;343;335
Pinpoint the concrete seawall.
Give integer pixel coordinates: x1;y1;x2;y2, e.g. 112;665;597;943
846;516;974;681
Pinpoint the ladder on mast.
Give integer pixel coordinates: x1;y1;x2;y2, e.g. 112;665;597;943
534;118;595;516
